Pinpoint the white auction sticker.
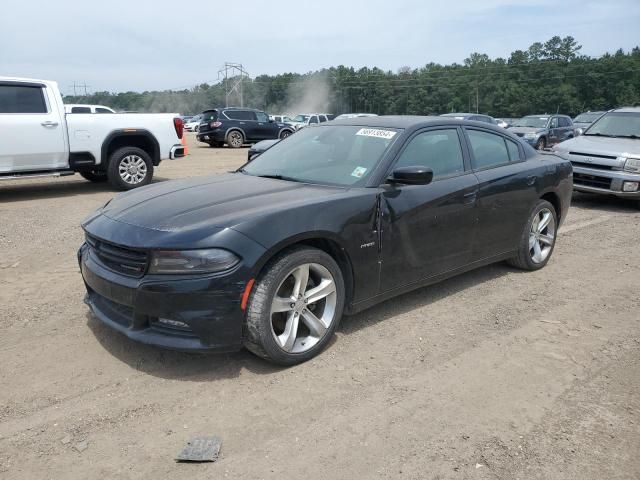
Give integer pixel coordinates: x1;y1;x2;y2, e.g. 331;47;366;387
356;128;397;140
351;166;368;178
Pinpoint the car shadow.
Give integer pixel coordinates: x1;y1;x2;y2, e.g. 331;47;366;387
87;262;516;382
0;177;170;203
571;192;639;213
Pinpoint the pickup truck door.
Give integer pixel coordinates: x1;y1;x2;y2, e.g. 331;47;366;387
0;82;67;173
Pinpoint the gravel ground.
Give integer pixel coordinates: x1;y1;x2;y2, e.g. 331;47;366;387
1;133;639;479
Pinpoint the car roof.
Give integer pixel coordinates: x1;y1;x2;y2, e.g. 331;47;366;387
612;107;640;113
441;112;477;117
330;115;509;131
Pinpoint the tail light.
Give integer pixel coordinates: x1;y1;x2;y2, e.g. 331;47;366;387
173;117;184;139
210;121;222;128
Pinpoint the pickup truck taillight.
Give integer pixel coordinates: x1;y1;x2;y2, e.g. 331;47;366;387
210;121;222;128
173;117;184;139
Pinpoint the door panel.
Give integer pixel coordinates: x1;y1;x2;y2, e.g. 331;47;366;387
0;85;66;172
379;174;479;291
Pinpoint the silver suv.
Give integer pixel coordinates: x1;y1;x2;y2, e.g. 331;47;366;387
552;107;640;207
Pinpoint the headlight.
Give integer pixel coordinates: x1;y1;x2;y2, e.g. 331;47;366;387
524;133;538;139
149;249;240;274
624;158;640;173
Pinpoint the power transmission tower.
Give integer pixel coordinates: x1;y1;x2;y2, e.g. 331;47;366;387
217;62;249;107
68;82;91;97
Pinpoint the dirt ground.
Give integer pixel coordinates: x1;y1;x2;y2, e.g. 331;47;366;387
1;133;639;479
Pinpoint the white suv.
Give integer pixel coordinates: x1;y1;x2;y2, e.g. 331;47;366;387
288;113;335;130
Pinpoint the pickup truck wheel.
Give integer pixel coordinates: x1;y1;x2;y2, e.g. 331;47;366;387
508;199;557;271
535;137;546;150
107;147;153;191
80;170;108;183
226;130;244;148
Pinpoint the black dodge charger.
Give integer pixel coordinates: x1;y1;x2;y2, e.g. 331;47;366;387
79;116;573;365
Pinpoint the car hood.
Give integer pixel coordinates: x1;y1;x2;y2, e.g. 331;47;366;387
555;135;640;157
84;173;349;240
509;126;545;134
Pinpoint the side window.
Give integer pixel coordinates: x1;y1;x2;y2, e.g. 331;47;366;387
0;85;47;113
558;117;570;127
71;106;92;113
96;108;113;114
309;116;319;124
394;129;465;180
506;139;521;162
225;110;255;120
255;111;269;122
319;115;327;123
467;130;511;169
549;117;559;128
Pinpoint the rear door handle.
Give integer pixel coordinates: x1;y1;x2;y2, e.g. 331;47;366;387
463;191;477;204
41;121;59;127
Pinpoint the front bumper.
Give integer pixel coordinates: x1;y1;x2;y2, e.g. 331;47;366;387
572;165;640;198
79;243;248;352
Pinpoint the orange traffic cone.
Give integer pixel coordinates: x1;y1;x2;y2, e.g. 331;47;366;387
181;130;189;155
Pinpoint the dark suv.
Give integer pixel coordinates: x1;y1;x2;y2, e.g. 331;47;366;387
196;108;295;148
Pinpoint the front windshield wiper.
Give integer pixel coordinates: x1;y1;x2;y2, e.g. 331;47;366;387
583;133;618;138
254;173;301;182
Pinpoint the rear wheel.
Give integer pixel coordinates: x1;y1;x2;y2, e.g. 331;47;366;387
279;129;293;140
80;170;108;183
226;130;244;148
508;199;557;271
244;247;345;365
106;147;153;191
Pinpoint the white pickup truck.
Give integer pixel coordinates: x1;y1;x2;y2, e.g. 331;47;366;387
0;77;185;190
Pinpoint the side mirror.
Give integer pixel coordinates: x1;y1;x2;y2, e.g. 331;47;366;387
387;166;433;185
269;119;274;123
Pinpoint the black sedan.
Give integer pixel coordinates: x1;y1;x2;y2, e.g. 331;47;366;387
79;117;573;365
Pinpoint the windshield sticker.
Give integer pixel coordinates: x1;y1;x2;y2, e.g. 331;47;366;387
356;128;397;140
351;167;368;178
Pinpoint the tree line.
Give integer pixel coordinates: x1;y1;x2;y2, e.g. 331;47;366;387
64;36;640;118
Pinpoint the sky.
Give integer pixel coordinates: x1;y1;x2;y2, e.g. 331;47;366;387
1;0;639;95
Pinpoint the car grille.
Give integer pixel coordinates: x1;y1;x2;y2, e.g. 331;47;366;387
573;172;612;190
85;234;148;277
569;151;617;160
571;161;614;171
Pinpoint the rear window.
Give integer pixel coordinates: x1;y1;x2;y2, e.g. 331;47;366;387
0;85;47;113
96;107;113;114
201;110;218;122
71;106;92;113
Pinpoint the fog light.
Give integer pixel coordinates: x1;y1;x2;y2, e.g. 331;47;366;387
622;181;639;192
157;318;190;329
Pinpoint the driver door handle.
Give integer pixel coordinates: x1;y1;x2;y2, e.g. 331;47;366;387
41;121;59;127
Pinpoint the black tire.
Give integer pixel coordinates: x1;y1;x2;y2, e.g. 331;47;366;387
226;130;244;148
80;170;108;183
535;137;546;150
508;199;558;271
106;147;154;191
279;129;293;140
244;247;345;366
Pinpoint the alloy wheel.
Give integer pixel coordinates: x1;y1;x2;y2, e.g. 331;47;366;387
529;207;556;264
229;131;243;147
269;263;337;353
118;155;148;185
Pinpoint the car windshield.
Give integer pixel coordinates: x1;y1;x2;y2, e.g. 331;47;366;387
574;112;602;123
292;115;309;122
584;112;640;138
513;116;548;128
242;125;400;187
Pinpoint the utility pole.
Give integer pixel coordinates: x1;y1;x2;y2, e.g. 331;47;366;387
217;62;249;107
68;82;91;97
476;83;479;114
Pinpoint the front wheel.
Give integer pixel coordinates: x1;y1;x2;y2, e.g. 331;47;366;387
244;247;345;365
279;129;293;140
508;200;557;271
226;130;244;148
535;137;546;150
106;147;153;191
80;170;108;183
